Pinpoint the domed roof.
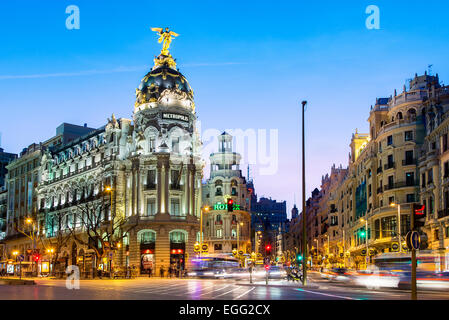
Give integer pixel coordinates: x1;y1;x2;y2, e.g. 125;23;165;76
138;65;192;98
135;54;194;109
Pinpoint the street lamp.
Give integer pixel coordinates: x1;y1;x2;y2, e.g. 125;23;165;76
390;203;402;252
12;251;20;279
301;100;308;286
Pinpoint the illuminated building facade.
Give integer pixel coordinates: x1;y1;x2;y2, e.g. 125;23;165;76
201;132;251;256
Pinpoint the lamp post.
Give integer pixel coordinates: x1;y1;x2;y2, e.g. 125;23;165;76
12;251;19;279
46;248;54;276
301;100;308;286
25;217;37;277
105;186;114;278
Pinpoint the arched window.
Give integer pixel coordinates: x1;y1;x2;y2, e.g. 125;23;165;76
170;230;187;243
397;112;403;120
139;230;156;244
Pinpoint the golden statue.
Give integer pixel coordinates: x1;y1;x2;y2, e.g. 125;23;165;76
151;27;179;56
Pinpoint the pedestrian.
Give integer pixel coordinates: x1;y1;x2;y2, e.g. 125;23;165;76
148;266;152;278
160;265;165;278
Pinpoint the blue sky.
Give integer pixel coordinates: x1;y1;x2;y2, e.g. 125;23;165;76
1;1;449;217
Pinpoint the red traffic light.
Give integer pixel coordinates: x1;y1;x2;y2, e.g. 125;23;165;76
33;254;41;262
265;245;271;251
227;199;233;205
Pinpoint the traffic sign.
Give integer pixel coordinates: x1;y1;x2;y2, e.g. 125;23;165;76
201;244;208;252
238;250;244;256
264;257;270;265
18;255;24;262
406;231;421;250
361;249;367;256
369;249;376;256
109;252;113;260
340;253;344;258
391;243;399;252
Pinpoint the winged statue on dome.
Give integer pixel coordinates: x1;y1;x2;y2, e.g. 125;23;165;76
151;27;179;56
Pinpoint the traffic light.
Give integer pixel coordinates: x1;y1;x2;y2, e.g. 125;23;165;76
33;254;41;262
297;254;303;262
358;230;366;238
412;203;426;230
227;198;234;212
265;244;271;256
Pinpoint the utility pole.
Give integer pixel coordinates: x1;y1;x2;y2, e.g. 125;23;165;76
301;100;308;286
411;206;417;300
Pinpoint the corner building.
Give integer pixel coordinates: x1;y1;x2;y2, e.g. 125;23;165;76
201;132;252;256
36;47;203;275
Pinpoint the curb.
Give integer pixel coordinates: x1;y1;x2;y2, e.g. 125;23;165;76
0;279;36;286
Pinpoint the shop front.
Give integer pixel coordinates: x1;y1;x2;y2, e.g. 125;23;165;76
139;230;156;275
170;230;187;272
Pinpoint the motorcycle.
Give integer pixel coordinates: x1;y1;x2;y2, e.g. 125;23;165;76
286;268;303;282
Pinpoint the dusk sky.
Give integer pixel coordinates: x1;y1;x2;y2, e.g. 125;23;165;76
1;1;449;218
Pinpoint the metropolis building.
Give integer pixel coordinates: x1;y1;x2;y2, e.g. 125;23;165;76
29;36;204;276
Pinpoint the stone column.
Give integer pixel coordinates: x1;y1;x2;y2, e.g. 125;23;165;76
164;160;170;214
157;160;163;214
185;164;190;215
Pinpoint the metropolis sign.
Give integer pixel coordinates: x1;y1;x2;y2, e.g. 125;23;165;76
162;112;189;122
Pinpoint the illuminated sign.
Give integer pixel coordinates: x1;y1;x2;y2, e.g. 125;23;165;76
213;203;241;211
162;113;189;122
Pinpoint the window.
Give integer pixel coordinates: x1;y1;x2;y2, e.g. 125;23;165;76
147;170;156;188
406;172;415;186
422;173;426;188
146;199;156;216
405;150;414;165
172;137;180;153
214;243;222;251
149;137;156;152
428;170;434;185
381;216;397;237
405;131;413;141
216;229;222;238
444;162;449;178
170;199;180;216
388;196;395;205
406;194;415;203
140;231;156;244
387;135;393;146
231;229;237;238
170;231;186;243
388;175;394;188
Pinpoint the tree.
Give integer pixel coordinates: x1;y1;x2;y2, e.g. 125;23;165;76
68;173;138;278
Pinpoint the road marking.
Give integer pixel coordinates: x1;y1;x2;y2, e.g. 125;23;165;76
294;288;358;300
212;287;241;299
233;287;256;300
198;284;232;297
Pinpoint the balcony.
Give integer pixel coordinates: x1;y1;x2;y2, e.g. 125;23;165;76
384;181;417;191
384;162;395;170
402;159;417;166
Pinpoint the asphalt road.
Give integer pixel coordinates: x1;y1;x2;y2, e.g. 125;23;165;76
0;276;449;300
